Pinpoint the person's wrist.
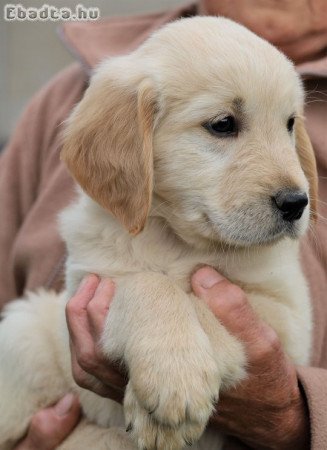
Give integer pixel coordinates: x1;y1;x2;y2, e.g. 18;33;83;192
258;385;310;450
278;387;310;450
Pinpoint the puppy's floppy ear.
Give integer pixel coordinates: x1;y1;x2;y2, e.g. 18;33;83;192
61;58;158;234
295;117;318;222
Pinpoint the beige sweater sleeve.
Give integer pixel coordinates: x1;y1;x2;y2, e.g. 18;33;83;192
297;367;327;449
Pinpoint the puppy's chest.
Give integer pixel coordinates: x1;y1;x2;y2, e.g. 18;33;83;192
65;215;209;292
62;199;306;303
65;214;289;294
67;232;209;293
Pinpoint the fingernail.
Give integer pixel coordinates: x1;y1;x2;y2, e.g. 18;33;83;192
55;393;75;416
197;267;225;289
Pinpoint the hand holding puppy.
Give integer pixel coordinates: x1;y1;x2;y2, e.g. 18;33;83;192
65;269;309;449
192;267;310;450
65;275;126;403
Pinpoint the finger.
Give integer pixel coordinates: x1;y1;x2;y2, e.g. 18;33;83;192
191;266;273;350
71;344;126;398
73;346;126;392
90;381;124;403
66;276;127;399
89;360;127;391
71;341;127;392
66;275;99;361
87;278;115;339
68;279;126;387
85;278;127;389
73;365;124;402
72;356;124;403
17;394;80;450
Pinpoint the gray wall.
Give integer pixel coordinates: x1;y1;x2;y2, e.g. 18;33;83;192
0;0;186;144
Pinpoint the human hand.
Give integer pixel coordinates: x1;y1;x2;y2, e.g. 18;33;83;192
65;275;127;402
200;0;327;63
191;266;310;450
14;394;80;450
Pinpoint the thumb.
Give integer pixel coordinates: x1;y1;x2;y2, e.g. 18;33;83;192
19;394;80;450
191;266;258;340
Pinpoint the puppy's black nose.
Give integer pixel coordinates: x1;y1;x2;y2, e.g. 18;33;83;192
273;190;308;221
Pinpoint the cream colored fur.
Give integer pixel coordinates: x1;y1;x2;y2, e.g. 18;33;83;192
0;17;316;450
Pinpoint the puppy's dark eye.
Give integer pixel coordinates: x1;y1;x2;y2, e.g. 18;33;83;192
287;117;295;133
203;116;238;137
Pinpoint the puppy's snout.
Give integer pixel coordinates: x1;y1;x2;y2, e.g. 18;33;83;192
272;190;308;222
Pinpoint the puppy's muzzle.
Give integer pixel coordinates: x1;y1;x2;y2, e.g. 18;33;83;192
272;189;308;222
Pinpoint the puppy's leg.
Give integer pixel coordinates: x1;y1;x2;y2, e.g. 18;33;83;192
101;273;245;449
0;291;71;447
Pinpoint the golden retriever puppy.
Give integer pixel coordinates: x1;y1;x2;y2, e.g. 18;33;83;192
0;16;317;450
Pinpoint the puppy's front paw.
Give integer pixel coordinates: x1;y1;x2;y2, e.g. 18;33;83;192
124;383;204;450
125;339;220;448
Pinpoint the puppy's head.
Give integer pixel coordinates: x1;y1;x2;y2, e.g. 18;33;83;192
61;17;317;248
